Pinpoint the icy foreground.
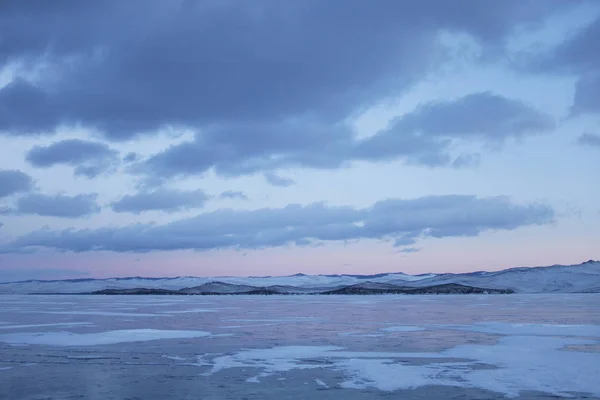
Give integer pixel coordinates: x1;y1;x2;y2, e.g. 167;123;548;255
1;294;599;399
1;260;599;294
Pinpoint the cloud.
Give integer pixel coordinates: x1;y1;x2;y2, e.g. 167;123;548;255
264;173;295;187
219;190;249;201
578;133;600;147
26;139;119;178
134;92;552;180
532;15;600;115
381;92;553;141
123;152;138;163
111;188;209;214
0;78;62;135
397;247;421;254
0;170;34;198
572;74;600;115
1;195;554;254
539;15;600;76
0;2;564;140
452;153;481;168
3;193;101;218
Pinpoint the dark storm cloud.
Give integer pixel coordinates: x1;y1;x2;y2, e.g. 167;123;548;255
5;193;101;218
219;191;249;201
111;188;210;214
532;14;600;115
0;1;564;140
264;173;295;187
136;92;552;179
578;133;600;147
25;139;119;178
540;15;600;75
2;195;554;253
0;170;34;198
122;152;138;163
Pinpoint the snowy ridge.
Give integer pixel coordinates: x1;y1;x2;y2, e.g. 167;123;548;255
0;260;598;294
398;260;600;293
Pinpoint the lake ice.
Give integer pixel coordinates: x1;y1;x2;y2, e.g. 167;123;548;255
1;294;599;399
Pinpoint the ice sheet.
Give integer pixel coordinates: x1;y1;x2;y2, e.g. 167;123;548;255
437;322;600;337
0;329;214;346
201;324;600;398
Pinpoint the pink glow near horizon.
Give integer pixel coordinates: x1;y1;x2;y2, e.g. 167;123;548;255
1;234;596;281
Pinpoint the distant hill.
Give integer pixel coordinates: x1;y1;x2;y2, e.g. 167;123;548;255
1;260;598;295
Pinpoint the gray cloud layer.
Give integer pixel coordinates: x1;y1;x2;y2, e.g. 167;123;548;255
4;193;101;218
0;2;572;189
135;92;552;180
264;173;296;187
219;191;249;201
578;133;600;147
0;170;34;198
0;1;561;139
26;139;119;178
2;195;554;254
111;188;209;214
535;14;600;115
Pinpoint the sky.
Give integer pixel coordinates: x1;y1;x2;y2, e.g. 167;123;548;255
0;1;599;281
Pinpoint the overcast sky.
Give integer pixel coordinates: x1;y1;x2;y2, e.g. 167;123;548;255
0;1;599;281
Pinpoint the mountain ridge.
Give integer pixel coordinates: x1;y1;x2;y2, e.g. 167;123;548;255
4;259;596;285
1;260;599;294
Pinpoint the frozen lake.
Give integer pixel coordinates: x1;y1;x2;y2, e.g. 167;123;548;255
1;294;599;399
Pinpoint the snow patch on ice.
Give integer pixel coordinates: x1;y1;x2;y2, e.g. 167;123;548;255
380;326;424;333
338;332;385;337
158;308;217;314
207;346;343;378
161;355;186;361
201;324;600;398
36;311;171;317
220;323;279;329
224;317;321;322
25;311;171;317
0;322;93;330
0;329;213;346
315;378;329;388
